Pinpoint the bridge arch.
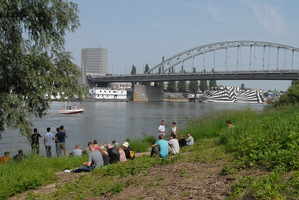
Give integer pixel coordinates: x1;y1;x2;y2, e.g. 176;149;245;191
147;41;299;74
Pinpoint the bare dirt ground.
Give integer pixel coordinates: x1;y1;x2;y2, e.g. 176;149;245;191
8;152;263;200
101;161;233;200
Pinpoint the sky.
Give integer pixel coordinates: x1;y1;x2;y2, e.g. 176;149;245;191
65;0;299;91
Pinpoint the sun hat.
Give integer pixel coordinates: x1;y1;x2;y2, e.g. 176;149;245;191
123;142;129;148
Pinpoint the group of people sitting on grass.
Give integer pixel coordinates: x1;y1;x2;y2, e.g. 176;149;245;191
150;132;194;158
0;149;27;163
65;131;194;173
64;140;135;173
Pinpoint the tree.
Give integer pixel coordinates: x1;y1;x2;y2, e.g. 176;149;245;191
199;80;208;92
189;81;199;93
131;65;137;75
271;79;299;107
144;64;150;86
209;80;217;88
167;81;176;92
0;0;83;137
144;64;149;74
177;81;187;92
130;65;137;89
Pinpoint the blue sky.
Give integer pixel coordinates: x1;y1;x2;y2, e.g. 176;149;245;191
65;0;299;91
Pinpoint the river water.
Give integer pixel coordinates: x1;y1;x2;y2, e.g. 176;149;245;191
0;102;264;156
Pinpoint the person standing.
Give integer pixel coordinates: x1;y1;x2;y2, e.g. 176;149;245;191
55;125;68;157
54;127;60;157
170;122;179;135
31;128;42;155
158;120;167;136
44;127;54;158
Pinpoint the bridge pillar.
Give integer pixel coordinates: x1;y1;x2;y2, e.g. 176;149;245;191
133;85;164;102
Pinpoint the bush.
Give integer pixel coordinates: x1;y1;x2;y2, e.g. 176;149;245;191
221;106;299;171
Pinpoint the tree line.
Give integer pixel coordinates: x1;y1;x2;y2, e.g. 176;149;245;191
130;64;217;93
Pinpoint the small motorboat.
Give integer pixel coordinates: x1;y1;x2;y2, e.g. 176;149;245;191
59;108;84;114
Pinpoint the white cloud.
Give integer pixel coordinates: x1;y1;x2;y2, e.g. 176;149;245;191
206;5;225;22
245;0;285;37
152;21;163;28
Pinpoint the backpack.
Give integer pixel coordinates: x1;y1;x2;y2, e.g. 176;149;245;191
129;150;135;159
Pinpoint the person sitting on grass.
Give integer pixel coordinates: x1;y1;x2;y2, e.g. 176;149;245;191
107;143;120;164
70;144;82;156
115;142;127;162
64;144;103;173
179;134;187;147
226;120;235;128
168;133;180;154
99;145;110;166
122;142;135;160
13;149;26;162
186;132;194;146
93;140;100;151
83;141;92;155
150;134;169;158
0;152;11;163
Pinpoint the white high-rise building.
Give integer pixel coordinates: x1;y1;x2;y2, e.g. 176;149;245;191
81;48;108;79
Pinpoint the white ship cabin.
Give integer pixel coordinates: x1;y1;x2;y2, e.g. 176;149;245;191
89;88;127;100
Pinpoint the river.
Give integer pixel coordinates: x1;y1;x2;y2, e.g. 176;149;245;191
0;101;264;156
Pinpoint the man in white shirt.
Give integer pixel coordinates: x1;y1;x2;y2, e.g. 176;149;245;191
168;133;180;154
186;132;194;145
44;127;54;158
158;120;167;136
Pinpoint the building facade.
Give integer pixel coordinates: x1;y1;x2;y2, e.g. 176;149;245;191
81;48;108;78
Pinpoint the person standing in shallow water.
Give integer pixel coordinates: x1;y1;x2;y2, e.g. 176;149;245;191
31;128;42;155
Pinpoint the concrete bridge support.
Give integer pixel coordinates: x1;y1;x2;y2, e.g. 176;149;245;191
134;85;164;102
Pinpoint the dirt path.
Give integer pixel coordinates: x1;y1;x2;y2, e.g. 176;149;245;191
101;161;234;200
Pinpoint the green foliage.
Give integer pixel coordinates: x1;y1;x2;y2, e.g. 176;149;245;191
221;106;299;171
129;136;156;152
167;81;176;92
189;80;199;93
144;64;149;74
228;171;299;200
209;80;217;87
199;80;208;92
177;81;187;92
271;80;299;107
0;156;86;200
131;65;137;75
0;0;84;136
143;64;150;86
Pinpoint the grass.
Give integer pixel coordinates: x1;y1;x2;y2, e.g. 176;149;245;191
1;105;298;199
0;155;86;200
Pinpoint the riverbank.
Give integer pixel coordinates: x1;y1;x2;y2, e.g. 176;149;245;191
2;105;298;199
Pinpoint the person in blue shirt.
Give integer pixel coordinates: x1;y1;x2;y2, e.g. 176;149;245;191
150;134;169;158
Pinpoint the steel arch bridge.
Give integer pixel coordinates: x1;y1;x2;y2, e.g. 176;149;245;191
148;40;299;74
88;40;299;83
